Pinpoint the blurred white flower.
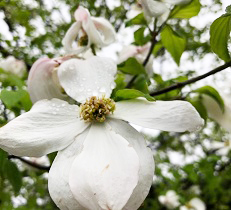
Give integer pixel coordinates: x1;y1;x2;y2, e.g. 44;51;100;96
126;4;143;19
189;185;201;195
0;56;26;78
117;43;154;76
26;156;50;167
202;94;231;132
210;139;231;156
62;6;116;54
180;198;206;210
158;190;180;209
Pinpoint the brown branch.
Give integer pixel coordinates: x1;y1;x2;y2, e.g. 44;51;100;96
150;61;231;96
8;155;50;171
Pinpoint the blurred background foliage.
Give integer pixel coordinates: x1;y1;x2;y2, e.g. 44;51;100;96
0;0;231;209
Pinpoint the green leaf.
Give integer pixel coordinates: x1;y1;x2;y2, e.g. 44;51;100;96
161;25;186;65
152;42;163;57
170;0;201;19
0;149;7;174
193;85;225;112
226;5;231;14
134;27;151;46
210;15;231;62
115;89;155;101
0;89;29;108
189;98;208;121
133;75;149;94
125;13;147;27
117;57;146;75
4;161;22;194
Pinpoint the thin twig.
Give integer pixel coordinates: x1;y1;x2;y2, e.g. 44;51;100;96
150;61;231;96
8;155;50;171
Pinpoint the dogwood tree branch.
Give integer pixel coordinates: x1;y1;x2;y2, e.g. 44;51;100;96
150;61;231;96
8;155;50;171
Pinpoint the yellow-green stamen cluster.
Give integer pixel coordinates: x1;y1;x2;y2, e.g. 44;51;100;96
80;96;116;123
224;140;230;147
78;35;88;46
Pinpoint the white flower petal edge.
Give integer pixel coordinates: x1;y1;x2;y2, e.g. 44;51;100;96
90;17;116;45
0;99;89;157
62;22;85;54
58;56;117;103
140;0;169;18
111;99;204;132
69;123;140;210
107;119;154;210
28;57;67;103
48;130;89;210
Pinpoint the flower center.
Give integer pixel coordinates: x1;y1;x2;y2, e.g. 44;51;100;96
78;34;88;46
185;203;195;209
80;96;116;123
224;140;230;147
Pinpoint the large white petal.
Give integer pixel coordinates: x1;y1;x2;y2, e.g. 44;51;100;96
111;99;204;132
48;130;89;210
69;123;140;210
140;0;168;17
58;56;117;103
0;99;89;157
62;22;87;54
28;58;67;103
107;119;154;210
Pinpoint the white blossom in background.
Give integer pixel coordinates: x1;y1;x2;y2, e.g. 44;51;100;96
26;156;50;167
0;56;26;78
62;6;116;54
117;43;154;76
139;0;191;23
210;139;231;156
180;198;206;210
189;185;201;195
158;190;180;209
0;55;204;210
202;94;231;132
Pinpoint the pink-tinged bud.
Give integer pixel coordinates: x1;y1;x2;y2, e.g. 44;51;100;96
28;57;67;103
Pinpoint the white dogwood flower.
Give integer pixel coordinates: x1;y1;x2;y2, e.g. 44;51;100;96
158;190;180;209
139;0;191;22
180;198;206;210
117;43;154;76
0;56;203;210
0;56;26;78
62;6;116;54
